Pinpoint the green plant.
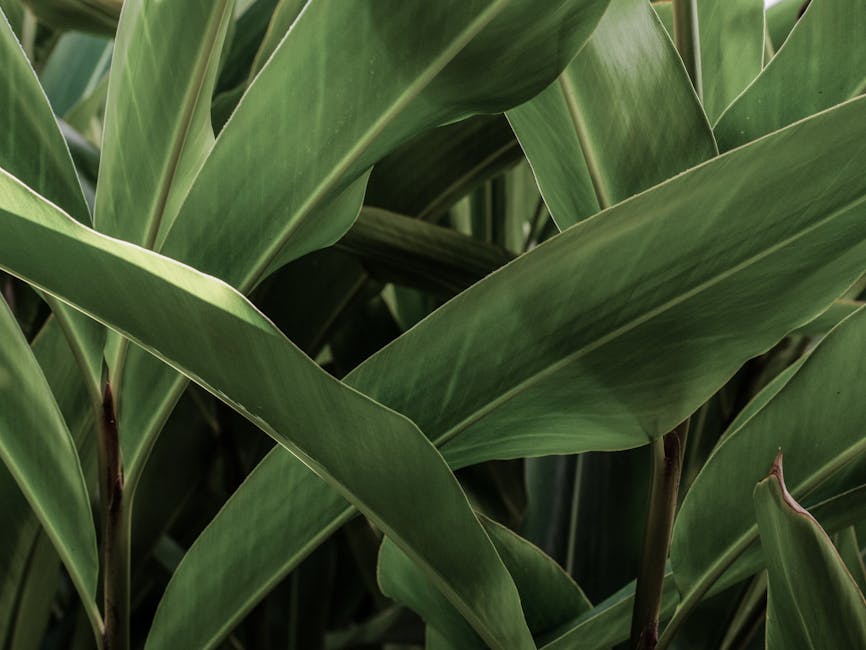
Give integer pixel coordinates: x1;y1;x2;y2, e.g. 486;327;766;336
1;0;865;648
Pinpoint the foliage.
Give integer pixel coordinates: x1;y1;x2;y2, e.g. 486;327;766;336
0;0;864;649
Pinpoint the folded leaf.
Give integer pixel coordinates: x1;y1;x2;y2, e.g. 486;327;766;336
0;171;533;650
715;0;866;150
754;453;866;649
507;0;716;229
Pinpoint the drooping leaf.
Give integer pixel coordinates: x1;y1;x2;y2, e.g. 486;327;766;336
754;453;866;649
507;0;716;229
378;516;592;648
694;0;765;121
0;297;98;622
0;172;534;650
671;307;866;630
346;96;866;470
715;0;866;150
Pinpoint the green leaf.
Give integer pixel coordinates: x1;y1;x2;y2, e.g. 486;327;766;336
0;318;95;644
671;306;866;632
378;517;592;648
96;0;234;248
694;0;764;121
541;570;679;650
0;8;103;404
791;299;863;338
161;0;611;293
247;0;306;78
715;0;866;150
836;527;866;595
0;173;533;650
0;298;98;621
754;453;866;649
40;32;111;117
147;447;352;650
365;115;520;221
5;532;60;650
24;0;120;34
507;0;716;229
346;96;866;470
338;207;514;295
765;0;803;50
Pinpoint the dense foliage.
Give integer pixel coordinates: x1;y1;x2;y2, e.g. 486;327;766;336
0;0;865;649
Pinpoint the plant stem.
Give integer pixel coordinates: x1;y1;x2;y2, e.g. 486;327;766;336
99;382;130;650
672;0;702;97
631;420;687;649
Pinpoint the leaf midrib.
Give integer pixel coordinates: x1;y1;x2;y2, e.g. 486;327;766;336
429;188;866;450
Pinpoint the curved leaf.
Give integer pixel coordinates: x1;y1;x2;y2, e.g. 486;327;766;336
755;453;866;649
0;8;103;392
162;0;611;292
671;307;866;626
346;96;866;469
0;298;97;620
715;0;866;150
40;32;111;117
0;172;533;650
507;0;716;229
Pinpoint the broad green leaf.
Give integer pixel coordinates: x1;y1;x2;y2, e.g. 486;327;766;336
507;0;716;229
0;0;23;34
346;96;866;469
379;517;592;648
162;0;611;293
96;0;234;248
694;0;764;121
715;0;866;150
0;173;533;650
0;9;102;405
671;307;866;626
0;298;97;620
147;445;352;650
754;454;866;649
40;32;111;116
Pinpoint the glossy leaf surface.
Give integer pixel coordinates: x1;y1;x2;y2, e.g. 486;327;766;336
347;97;866;469
0;172;533;650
